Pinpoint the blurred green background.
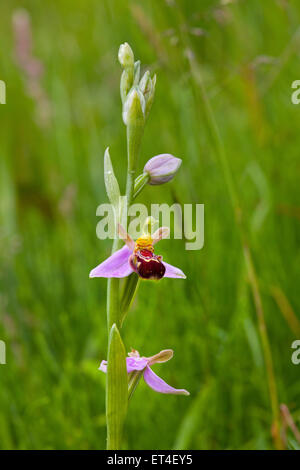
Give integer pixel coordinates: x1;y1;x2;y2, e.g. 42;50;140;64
1;0;300;450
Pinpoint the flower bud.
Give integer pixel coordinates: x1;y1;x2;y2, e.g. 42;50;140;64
144;154;182;185
122;87;145;126
145;74;156;119
133;60;141;85
118;42;134;68
139;72;156;120
139;71;151;98
120;68;133;104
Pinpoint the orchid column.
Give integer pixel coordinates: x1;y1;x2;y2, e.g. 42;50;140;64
90;43;189;450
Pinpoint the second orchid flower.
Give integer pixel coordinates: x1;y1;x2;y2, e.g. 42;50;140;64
90;225;186;280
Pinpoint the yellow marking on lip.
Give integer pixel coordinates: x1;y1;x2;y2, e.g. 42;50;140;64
135;235;154;252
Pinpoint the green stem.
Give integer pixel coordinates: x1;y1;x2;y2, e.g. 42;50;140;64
106;101;144;450
128;370;143;400
106;324;128;450
107;239;122;333
106;238;123;450
120;273;140;327
126;121;144;207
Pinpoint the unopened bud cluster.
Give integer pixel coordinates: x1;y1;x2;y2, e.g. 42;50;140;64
118;43;156;126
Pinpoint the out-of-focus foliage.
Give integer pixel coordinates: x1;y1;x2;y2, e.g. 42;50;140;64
0;0;300;449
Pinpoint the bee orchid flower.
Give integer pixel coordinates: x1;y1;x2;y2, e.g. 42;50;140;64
89;225;186;280
99;349;190;396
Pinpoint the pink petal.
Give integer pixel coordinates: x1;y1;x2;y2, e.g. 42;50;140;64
162;262;186;279
99;357;148;374
89;245;133;278
143;366;190;395
126;356;148;373
99;360;107;373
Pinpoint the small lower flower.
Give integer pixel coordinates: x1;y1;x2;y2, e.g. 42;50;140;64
99;348;190;396
89;225;186;280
